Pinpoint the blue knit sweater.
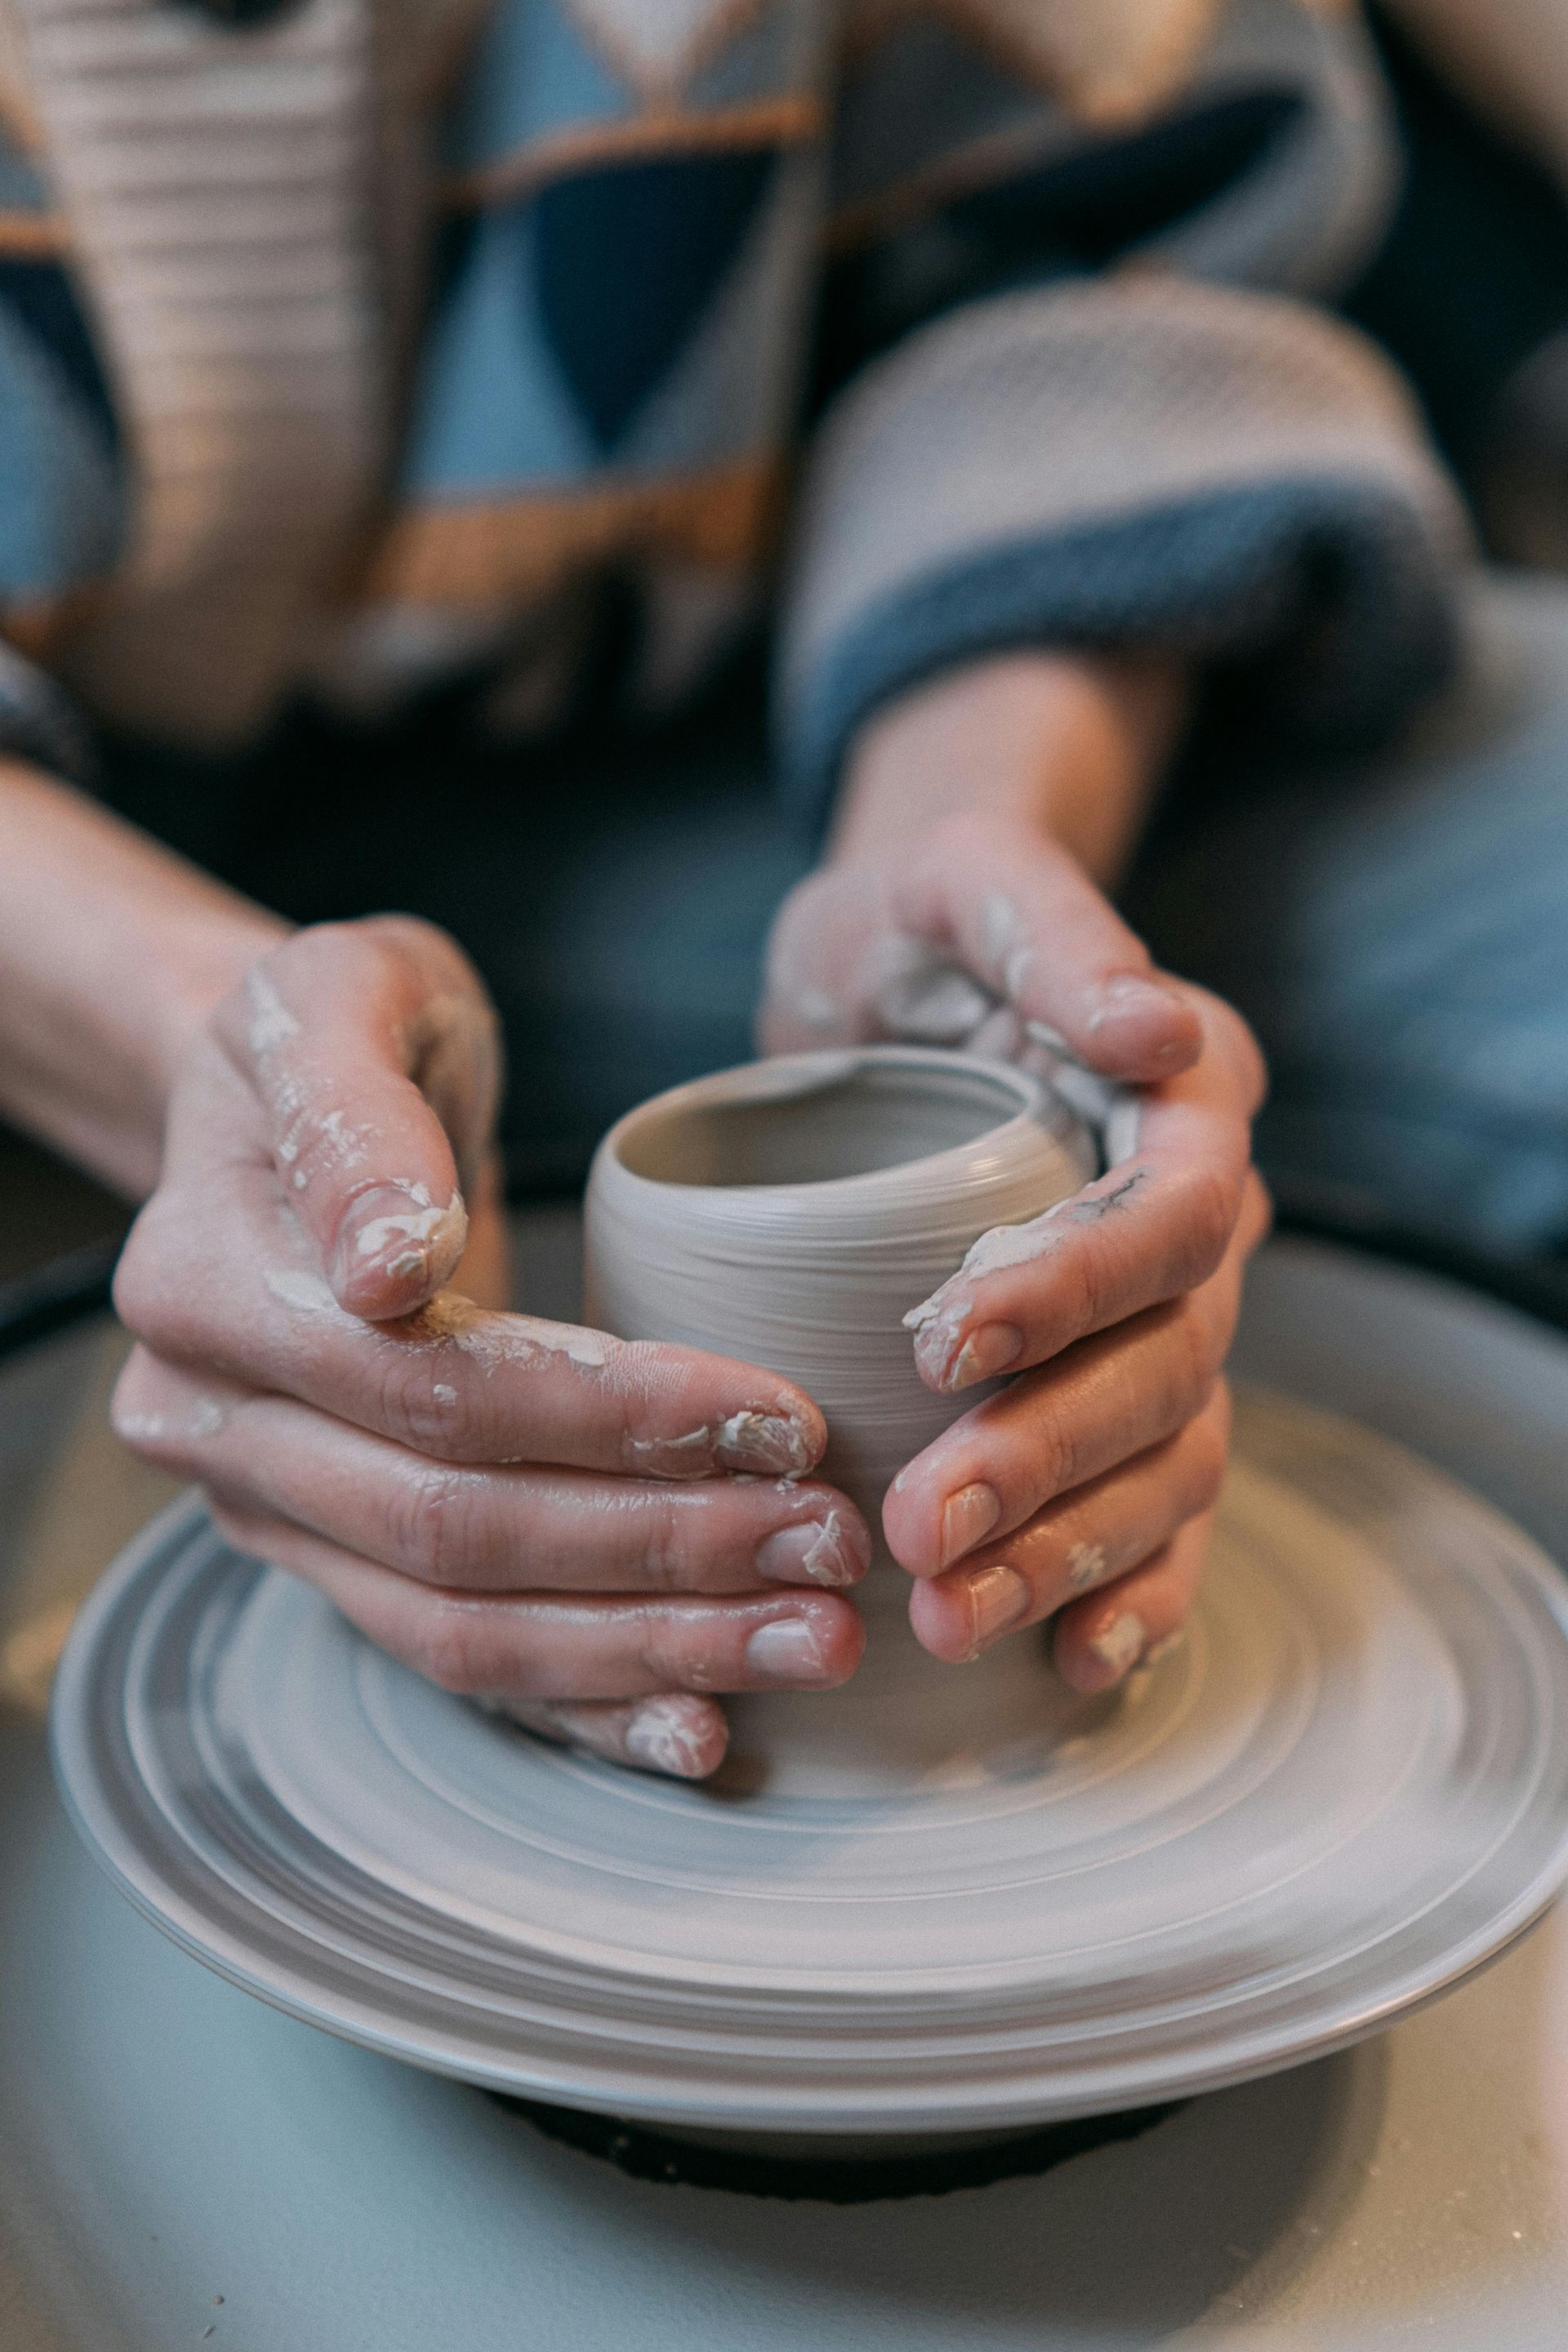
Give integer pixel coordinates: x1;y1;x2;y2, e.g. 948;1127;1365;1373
0;0;1466;822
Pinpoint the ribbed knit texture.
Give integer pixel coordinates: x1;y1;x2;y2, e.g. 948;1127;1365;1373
0;1;1468;771
16;0;386;744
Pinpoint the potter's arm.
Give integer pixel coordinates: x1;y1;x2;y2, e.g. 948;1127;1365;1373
0;755;284;1196
827;648;1187;889
0;760;871;1781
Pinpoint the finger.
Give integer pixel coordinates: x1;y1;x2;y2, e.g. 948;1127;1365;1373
450;1147;514;1312
906;1383;1230;1664
488;1693;730;1780
887;1169;1267;1575
114;1177;828;1476
759;868;888;1053
114;1354;871;1594
890;816;1204;1080
903;990;1266;1392
203;1497;866;1699
209;920;501;1321
1052;1504;1214;1693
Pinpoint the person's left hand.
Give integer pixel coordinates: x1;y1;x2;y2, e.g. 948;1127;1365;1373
760;660;1268;1691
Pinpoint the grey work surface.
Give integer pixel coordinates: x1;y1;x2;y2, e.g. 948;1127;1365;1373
2;1229;1568;2350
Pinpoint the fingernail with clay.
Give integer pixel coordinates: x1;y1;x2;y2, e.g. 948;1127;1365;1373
963;1563;1031;1658
332;1183;466;1294
939;1482;1001;1570
744;1616;834;1684
715;1410;816;1476
755;1515;864;1588
1085;1610;1148;1686
947;1324;1023;1389
624;1697;713;1779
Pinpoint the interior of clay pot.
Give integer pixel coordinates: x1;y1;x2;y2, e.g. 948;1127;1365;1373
613;1055;1033;1188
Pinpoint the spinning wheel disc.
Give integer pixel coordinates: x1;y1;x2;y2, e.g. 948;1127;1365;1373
50;1391;1568;2135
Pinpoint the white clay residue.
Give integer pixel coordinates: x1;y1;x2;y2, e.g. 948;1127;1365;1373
866;933;991;1046
955;1210;1076;1281
795;987;840;1033
415;1294;612;1372
274;1104;376;1184
246;967;301;1058
1089;1612;1147;1677
979;891;1019;978
1002;944;1034;1001
636;1425;707;1454
315;1108;373;1173
717;1409;810;1473
352;1186;466;1271
797;1512;849;1586
967;1004;1023;1062
902;1169;1152;1335
624;1697;710;1778
902;1212;1070;1337
1065;1540;1107;1594
1105;1097;1142;1165
265;1268;344;1316
115;1399;226;1446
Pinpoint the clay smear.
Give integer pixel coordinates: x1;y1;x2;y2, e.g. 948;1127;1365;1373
587;1047;1093;1546
903;1167;1150;1345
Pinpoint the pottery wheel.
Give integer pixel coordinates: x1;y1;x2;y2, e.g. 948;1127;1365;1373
49;1388;1568;2136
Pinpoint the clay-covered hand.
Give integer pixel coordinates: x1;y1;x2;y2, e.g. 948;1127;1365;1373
112;918;867;1780
762;805;1267;1694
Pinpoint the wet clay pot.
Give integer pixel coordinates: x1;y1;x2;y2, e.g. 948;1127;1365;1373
584;1045;1095;1788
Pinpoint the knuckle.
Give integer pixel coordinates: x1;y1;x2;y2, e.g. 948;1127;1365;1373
111;1213;181;1348
1183;1409;1231;1515
282;918;380;978
372;1344;479;1455
394;1361;486;1458
642;1621;719;1694
363;910;469;980
392;1463;476;1585
415;1603;502;1696
1205;991;1269;1111
1058;1236;1109;1340
1170;1298;1225;1415
643;1503;693;1595
1023;1414;1077;1509
1176;1168;1237;1285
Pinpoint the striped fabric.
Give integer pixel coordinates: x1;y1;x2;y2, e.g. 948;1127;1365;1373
0;0;1465;783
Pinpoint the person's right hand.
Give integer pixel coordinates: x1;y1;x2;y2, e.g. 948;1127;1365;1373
111;917;868;1780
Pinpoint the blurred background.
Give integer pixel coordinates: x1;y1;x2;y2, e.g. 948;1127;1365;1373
9;0;1568;1333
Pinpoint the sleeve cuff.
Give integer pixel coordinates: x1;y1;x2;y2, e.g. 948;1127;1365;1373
777;278;1469;830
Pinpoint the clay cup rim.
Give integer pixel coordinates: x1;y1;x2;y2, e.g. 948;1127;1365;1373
592;1046;1070;1209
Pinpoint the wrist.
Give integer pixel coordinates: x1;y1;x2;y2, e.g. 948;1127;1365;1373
0;758;287;1196
145;904;290;1098
833;650;1187;884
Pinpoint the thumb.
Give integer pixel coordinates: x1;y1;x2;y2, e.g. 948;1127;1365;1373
216;920;501;1321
